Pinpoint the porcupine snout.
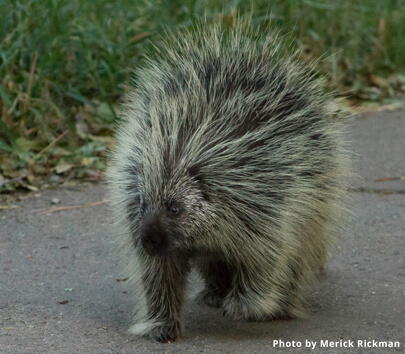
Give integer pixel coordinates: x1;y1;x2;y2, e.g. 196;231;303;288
140;214;168;256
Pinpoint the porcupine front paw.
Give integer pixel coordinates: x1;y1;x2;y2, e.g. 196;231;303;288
221;292;255;320
148;319;181;343
129;318;181;343
222;292;290;322
196;288;225;308
222;291;279;321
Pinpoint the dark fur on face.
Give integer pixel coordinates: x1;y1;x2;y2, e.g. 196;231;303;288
139;200;187;256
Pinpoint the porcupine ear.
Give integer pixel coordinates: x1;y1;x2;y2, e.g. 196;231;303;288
188;165;210;201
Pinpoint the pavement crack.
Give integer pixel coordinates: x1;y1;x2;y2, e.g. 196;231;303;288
352;187;405;195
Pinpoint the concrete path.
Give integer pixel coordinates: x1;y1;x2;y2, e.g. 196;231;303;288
1;109;404;353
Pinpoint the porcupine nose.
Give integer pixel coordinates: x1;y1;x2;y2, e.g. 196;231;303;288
140;215;167;256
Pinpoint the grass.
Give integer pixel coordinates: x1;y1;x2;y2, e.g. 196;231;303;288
1;0;405;191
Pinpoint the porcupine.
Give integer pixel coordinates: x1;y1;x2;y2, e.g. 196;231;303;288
107;17;350;342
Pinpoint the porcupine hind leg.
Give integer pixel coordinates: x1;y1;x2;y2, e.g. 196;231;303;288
221;259;297;321
195;259;234;308
129;248;191;342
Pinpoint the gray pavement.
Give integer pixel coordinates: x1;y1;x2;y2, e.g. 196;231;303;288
1;109;404;353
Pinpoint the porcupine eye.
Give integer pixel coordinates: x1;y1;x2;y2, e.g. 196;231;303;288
168;201;179;215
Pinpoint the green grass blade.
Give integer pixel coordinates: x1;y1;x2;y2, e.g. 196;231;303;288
0;119;16;149
0;138;12;152
0;84;12;107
